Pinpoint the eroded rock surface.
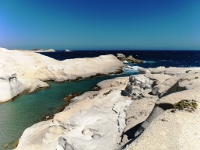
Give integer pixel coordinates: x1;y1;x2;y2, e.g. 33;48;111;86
125;68;200;150
14;64;200;150
15;77;132;150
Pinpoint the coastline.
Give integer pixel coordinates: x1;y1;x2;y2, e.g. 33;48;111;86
2;48;200;149
0;48;124;149
15;66;200;150
0;48;124;103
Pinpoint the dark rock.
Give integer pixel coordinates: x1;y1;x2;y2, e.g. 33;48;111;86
116;54;143;64
121;84;132;97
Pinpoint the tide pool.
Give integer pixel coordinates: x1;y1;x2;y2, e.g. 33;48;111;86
0;72;135;149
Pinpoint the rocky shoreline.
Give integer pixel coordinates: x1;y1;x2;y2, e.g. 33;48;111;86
14;66;200;150
1;48;200;150
0;48;124;103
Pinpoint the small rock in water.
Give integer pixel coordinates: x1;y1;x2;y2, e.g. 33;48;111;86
3;143;9;148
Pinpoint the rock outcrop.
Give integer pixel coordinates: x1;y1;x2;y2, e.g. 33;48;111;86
15;74;158;150
125;67;200;150
15;77;132;150
117;53;143;63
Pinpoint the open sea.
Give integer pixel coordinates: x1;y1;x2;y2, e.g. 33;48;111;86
0;50;200;149
40;50;200;67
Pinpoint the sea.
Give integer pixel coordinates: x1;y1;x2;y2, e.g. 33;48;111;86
0;50;200;149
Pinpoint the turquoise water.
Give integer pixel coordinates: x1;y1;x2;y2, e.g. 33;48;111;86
0;72;135;149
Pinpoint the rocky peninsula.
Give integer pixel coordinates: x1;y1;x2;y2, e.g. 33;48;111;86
0;48;123;103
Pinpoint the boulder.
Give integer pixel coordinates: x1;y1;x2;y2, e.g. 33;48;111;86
121;84;132;97
126;55;143;63
129;75;153;90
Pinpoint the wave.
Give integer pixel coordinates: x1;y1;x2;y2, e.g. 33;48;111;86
143;60;156;63
123;65;141;72
123;60;129;64
159;60;173;62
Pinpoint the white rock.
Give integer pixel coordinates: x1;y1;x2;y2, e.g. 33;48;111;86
0;48;123;102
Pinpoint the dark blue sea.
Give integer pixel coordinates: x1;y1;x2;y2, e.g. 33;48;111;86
40;50;200;68
1;50;200;149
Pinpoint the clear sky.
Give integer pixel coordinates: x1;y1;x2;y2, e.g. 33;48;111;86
0;0;200;50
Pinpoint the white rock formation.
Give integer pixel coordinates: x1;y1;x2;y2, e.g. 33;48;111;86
125;68;200;150
0;48;123;102
5;50;200;150
15;77;133;150
15;74;159;150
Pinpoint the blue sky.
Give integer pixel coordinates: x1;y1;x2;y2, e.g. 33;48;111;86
0;0;200;50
